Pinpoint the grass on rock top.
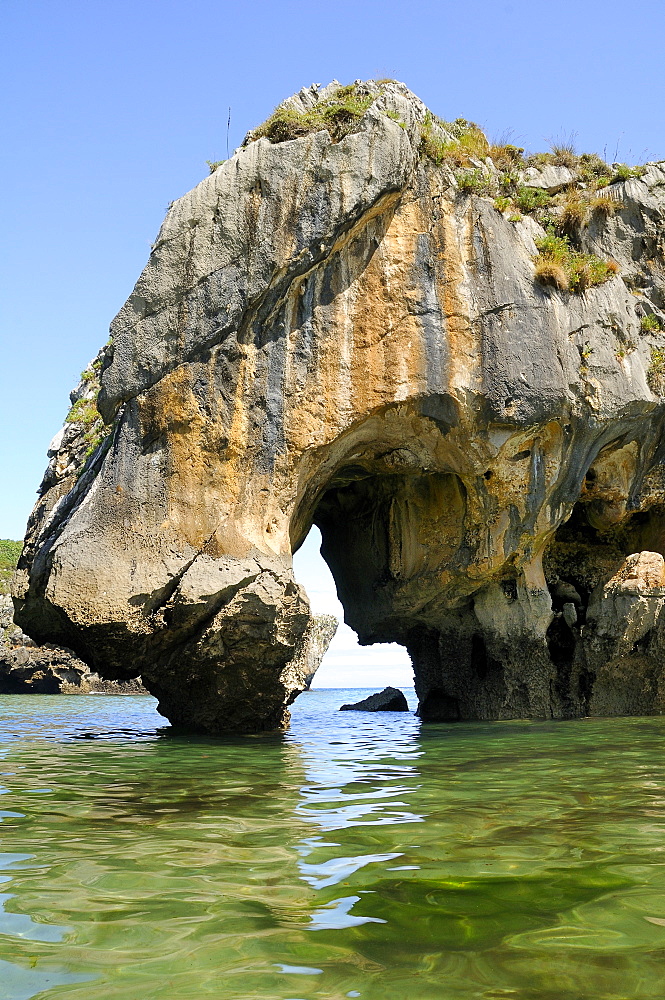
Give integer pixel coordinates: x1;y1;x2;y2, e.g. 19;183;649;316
216;82;643;299
247;84;376;144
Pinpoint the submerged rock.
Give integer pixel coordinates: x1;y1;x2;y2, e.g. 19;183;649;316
340;687;409;712
12;80;665;731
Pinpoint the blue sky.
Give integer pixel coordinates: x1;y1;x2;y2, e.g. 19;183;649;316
1;0;663;685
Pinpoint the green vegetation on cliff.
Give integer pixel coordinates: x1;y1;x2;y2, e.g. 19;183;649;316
247;84;375;144
533;231;619;293
0;539;21;596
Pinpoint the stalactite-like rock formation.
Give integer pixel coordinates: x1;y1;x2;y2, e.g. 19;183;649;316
13;80;665;730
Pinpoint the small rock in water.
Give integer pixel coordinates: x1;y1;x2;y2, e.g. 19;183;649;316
340;687;409;712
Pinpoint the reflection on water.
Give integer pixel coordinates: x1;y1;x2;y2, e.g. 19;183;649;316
1;692;665;997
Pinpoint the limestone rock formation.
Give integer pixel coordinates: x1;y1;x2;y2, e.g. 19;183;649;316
340;687;409;712
12;79;665;730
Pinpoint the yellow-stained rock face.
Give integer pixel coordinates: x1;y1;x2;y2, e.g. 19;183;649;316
13;79;665;731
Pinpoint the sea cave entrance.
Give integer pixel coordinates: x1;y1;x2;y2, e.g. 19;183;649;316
292;525;413;691
289;454;469;716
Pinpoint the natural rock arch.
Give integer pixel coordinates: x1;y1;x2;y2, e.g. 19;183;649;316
12;80;665;731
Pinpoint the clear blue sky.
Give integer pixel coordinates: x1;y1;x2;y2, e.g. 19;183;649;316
1;0;663;683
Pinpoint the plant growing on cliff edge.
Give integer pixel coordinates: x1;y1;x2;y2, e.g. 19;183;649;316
612;163;645;183
65;398;99;426
550;137;578;168
647;347;665;394
455;168;489;194
641;314;664;333
534;258;569;291
489;143;524;170
247;84;375;144
560;191;589;234
206;159;225;173
578;152;612;186
515;186;551;213
534;230;619;293
384;110;407;128
589;194;621;217
498;169;520;190
420;112;489;166
494;195;512;213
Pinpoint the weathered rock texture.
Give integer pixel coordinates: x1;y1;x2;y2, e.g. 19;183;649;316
12;80;665;730
340;687;409;712
293;613;338;689
0;596;146;694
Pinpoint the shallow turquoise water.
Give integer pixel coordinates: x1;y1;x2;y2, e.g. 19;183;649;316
2;693;665;998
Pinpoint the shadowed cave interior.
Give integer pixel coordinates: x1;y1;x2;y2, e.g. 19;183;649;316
292;443;665;723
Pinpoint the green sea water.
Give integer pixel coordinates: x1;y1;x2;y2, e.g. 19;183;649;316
2;692;665;999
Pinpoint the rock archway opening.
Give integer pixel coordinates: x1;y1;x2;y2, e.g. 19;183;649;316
292;425;665;726
292;525;413;691
292;459;473;715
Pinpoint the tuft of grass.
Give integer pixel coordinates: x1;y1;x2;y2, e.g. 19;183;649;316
494;195;512;213
589;194;621;216
527;151;555;168
440;117;481;139
611;163;645;183
560;191;588;233
247;84;375;144
455;168;489;194
489;143;524;170
508;213;523;223
206;159;225;173
550;139;578;169
578;152;612;186
534;230;619;293
534;259;569;291
420;113;489;166
515;186;551;212
641;314;664;333
647;347;665;394
65;399;99;426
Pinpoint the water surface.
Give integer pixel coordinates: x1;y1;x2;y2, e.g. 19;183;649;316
1;692;665;998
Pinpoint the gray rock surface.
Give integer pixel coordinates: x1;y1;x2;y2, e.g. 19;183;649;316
289;614;338;690
0;595;146;694
521;164;575;192
12;79;665;731
340;687;409;712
